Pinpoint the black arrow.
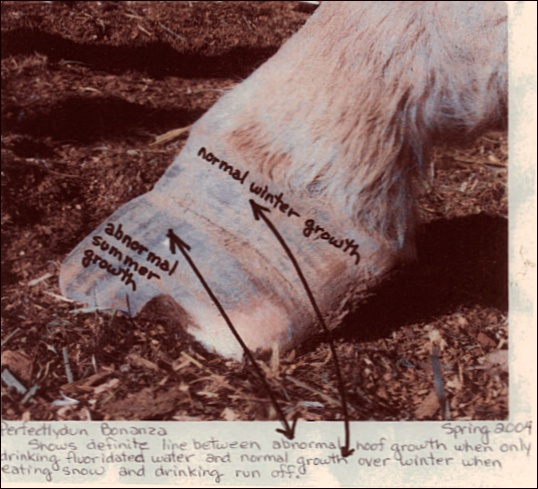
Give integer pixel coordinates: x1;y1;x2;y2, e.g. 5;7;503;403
167;228;297;440
249;200;354;458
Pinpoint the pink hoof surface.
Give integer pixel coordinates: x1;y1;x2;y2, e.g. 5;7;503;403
60;135;397;358
60;1;507;359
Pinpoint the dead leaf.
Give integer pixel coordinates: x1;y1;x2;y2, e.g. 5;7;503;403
104;386;182;419
484;350;509;372
126;353;160;372
445;377;463;392
415;390;440;419
428;329;448;351
61;369;114;393
222;407;239;421
93;378;120;396
1;350;33;383
477;332;497;349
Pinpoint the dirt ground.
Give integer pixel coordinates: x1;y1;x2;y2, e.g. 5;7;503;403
1;1;508;422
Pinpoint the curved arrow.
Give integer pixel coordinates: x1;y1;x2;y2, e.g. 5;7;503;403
249;200;354;457
167;228;297;439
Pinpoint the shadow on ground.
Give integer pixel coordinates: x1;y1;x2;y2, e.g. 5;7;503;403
337;213;508;343
2;28;277;79
3;95;206;145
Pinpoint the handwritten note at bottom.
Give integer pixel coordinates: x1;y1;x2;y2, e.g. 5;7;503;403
1;420;533;487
